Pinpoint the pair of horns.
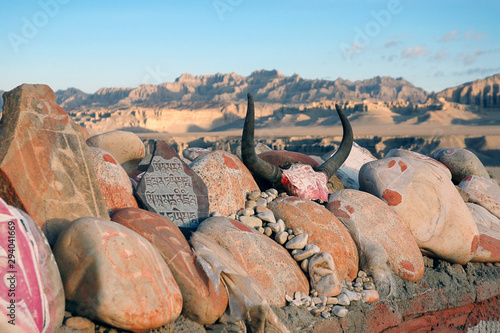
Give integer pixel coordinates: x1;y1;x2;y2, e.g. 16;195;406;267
241;93;353;183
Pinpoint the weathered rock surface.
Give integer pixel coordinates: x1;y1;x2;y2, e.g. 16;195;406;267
385;148;451;179
196;216;309;306
268;197;359;281
467;203;500;262
258;150;320;168
182;147;211;162
88;147;138;213
111;207;228;324
190;151;259;216
86;130;145;175
53;217;182;331
327;189;424;282
432;148;489;183
135;141;209;228
359;157;479;264
0;84;109;245
308;252;342;297
459;175;500;219
0;199;65;333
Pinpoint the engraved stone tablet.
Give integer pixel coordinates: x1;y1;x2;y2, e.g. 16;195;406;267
136;141;209;228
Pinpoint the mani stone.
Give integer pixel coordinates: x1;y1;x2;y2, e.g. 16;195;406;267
432;148;489;184
359;157;479;265
190;151;260;216
467;203;500;262
182;147;211;162
136;140;209;229
459;175;500;219
53;217;183;331
268;197;359;281
327;189;425;282
197;217;309;307
0;84;109;242
88;147;138;214
86;130;146;175
111;208;228;325
385;148;452;180
0;198;65;333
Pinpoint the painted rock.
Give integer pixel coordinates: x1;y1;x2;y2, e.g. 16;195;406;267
268;197;359;281
53;218;182;331
196;217;309;306
190;151;260;216
432;148;489;184
327;189;424;282
359;157;479;264
111;207;228;325
467;203;500;262
385;148;451;179
323;142;377;190
135;141;209;229
459;175;500;219
183;147;211;162
86;130;146;175
88;147;138;213
0;84;109;245
0;198;65;333
308;252;342;297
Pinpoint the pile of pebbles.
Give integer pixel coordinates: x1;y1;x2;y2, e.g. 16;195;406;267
216;189;380;318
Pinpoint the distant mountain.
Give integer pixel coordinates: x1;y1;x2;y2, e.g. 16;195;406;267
436;74;500;109
55;70;429;111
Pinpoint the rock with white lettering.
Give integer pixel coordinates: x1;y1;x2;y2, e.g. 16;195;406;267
385;148;451;179
136;141;209;229
432;148;489;184
88;147;138;214
467;203;500;262
197;217;309;306
190;151;260;216
111;207;228;325
327;189;424;282
0;84;109;245
359;158;479;264
54;217;182;331
268;197;359;281
86;130;146;175
0;198;65;333
459;175;500;219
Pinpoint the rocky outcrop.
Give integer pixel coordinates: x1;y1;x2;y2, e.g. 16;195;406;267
437;74;500;109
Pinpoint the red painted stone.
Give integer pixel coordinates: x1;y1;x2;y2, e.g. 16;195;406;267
111;208;228;324
88;147;138;214
467;203;500;262
385;148;451;179
0;84;109;243
190;151;259;216
197;216;309;306
53;218;183;331
327;190;424;282
281;164;330;201
360;157;479;265
0;198;65;333
268;197;359;281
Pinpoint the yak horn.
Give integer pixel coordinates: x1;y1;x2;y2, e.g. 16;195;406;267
315;104;353;179
241;93;283;183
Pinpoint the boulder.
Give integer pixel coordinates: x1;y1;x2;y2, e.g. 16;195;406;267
196;217;309;306
135;141;209;229
268;197;359;281
53;217;182;331
182;147;211;162
308;252;343;297
467;203;500;262
111;207;228;325
88;147;138;213
0;198;65;333
0;84;109;245
190;151;260;216
359;157;479;264
327;189;424;282
323;142;377;190
459;175;500;219
432;148;489;184
86;130;146;175
385;148;451;179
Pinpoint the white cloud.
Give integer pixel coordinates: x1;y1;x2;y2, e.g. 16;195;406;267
401;45;427;58
439;30;458;43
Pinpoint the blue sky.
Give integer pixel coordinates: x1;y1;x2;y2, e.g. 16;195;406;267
1;0;499;93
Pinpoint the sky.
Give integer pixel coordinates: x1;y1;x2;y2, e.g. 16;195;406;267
1;0;499;94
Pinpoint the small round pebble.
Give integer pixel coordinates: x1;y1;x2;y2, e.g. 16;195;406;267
257;227;265;234
486;262;494;267
364;283;375;290
332;306;348;318
275;231;288;245
293;226;304;235
248;190;261;201
358;270;367;278
311;309;321;317
287;234;295;241
321;311;331;318
337;293;350;306
65;317;95;331
287;228;294;235
326;297;338;305
264;227;273;237
300;258;309;273
245;200;257;209
495;263;500;267
256;198;268;207
261;192;269;198
255;205;270;214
